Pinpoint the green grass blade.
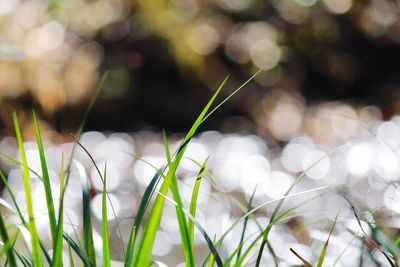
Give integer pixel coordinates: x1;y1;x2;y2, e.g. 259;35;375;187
52;154;65;267
160;192;224;267
14;248;33;267
102;164;111;267
13;113;43;267
133;76;229;267
316;210;339;267
189;158;208;251
74;160;96;267
68;243;75;267
162;132;195;267
236;187;256;262
0;212;17;267
63;233;92;266
124;163;166;267
208;235;217;267
32;110;57;246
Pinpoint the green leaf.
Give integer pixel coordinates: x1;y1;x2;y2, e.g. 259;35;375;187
13;113;43;267
102;164;111;267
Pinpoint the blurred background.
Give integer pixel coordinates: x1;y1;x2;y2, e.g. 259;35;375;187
2;0;400;266
1;0;400;135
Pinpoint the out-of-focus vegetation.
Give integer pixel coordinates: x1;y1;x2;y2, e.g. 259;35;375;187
1;0;400;134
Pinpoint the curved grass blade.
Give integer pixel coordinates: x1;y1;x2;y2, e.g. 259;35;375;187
0;212;17;267
162;131;195;267
189;158;208;252
102;164;111;267
52;154;65;267
63;233;92;266
201;185;330;267
73;159;95;266
132;76;229;267
72;135;125;260
32;110;57;246
160;192;223;267
13;113;43;267
208;235;217;267
351;205;396;267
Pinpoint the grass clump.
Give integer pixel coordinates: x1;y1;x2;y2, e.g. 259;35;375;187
0;70;398;267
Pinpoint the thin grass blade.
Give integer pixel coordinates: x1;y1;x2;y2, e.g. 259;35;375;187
236;187;256;262
74;159;96;267
316;211;338;267
160;192;223;267
189;158;208;250
13;113;43;267
124;163;166;267
102;164;111;267
32;110;57;245
162;131;195;267
0;211;17;267
68;243;75;267
63;233;92;266
52;154;65;267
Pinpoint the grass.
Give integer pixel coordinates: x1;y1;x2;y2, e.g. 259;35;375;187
0;70;399;266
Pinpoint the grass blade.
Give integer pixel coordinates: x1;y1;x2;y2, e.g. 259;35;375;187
124;163;166;267
351;205;396;267
188;158;208;251
160;192;224;267
13;113;43;267
68;243;75;267
162;131;195;267
0;212;17;267
236;187;256;262
132;76;229;267
316;211;338;267
63;233;92;266
102;164;111;267
32;110;57;245
52;154;65;267
208;235;217;267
